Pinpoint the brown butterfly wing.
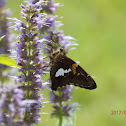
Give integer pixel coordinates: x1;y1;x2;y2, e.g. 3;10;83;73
50;55;97;90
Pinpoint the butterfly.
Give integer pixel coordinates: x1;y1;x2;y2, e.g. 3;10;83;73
49;47;97;91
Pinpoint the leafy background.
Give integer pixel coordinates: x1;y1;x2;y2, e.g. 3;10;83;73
6;0;126;125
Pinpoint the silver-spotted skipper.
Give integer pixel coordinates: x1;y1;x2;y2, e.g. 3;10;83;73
49;47;97;91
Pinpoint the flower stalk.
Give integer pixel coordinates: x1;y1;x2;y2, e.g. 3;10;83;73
59;91;63;126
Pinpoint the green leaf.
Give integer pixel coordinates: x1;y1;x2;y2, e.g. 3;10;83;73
0;54;18;67
0;35;5;42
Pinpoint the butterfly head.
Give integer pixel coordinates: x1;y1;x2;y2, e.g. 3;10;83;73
50;47;66;59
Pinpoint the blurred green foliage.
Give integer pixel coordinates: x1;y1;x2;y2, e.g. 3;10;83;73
6;0;126;125
0;54;17;67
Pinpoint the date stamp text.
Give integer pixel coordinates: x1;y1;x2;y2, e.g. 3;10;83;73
111;110;126;115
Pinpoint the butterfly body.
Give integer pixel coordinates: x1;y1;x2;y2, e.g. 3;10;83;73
50;48;97;91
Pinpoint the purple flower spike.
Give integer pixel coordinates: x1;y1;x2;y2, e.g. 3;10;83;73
12;1;49;125
0;84;24;125
50;86;76;118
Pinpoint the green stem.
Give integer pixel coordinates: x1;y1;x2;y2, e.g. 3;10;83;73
26;11;32;99
59;91;63;126
0;71;3;88
27;39;31;99
25;13;31;120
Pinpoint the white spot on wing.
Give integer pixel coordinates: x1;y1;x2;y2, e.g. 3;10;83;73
55;68;71;77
